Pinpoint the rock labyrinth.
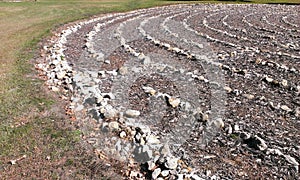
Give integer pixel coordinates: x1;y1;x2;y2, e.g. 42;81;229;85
37;4;300;179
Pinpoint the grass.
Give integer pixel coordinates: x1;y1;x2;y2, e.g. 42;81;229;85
0;0;298;178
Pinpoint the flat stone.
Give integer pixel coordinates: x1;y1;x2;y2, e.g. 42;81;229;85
142;86;156;96
243;94;255;100
124;109;140;118
281;105;292;112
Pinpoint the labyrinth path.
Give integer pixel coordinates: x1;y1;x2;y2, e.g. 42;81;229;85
37;4;299;179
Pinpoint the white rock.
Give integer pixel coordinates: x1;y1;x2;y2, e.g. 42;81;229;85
168;97;180;108
51;86;60;92
146;135;160;144
224;86;232;93
281;79;288;87
264;76;273;83
281;105;292;112
119;131;126;138
124;109;140;118
152;168;161;179
118;66;128;75
234;124;240;132
148;161;156;170
213;118;224;129
284;155;299;171
108;121;119;130
142;86;156;95
165;157;178;170
191;174;204;180
161;170;169;177
254;135;268;151
143;56;151;65
104;105;118;118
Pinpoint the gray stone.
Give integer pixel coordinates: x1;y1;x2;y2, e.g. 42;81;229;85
104;105;118;118
143;56;151;65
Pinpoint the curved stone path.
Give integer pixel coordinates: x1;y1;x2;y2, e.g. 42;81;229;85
37;4;299;179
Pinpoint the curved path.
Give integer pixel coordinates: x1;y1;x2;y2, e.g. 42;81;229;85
37;4;299;179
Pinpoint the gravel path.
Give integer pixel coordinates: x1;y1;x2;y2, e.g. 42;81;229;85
37;4;299;179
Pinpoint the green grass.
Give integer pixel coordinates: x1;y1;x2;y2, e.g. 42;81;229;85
0;0;298;178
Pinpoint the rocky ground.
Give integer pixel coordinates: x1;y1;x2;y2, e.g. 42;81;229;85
36;4;299;179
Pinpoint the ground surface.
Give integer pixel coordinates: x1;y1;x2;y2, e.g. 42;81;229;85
38;3;300;179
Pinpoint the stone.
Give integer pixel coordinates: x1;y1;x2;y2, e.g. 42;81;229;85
146;135;160;144
161;170;169;177
168;97;181;108
74;104;84;112
233;124;240;132
191;174;204;180
165;157;178;170
281;79;288;87
284;155;299;172
148;161;156;170
143;56;151;65
104;105;118;118
244;135;267;151
281;105;292;112
108;121;119;130
224;86;232;93
120;131;126;138
243;94;255;100
118;66;128;75
227;125;233;134
142;86;156;96
152;168;161;179
125;109;140;118
213;118;224;129
51;86;60;92
264;76;273;83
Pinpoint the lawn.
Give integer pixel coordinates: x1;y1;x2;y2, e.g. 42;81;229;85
0;0;299;178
